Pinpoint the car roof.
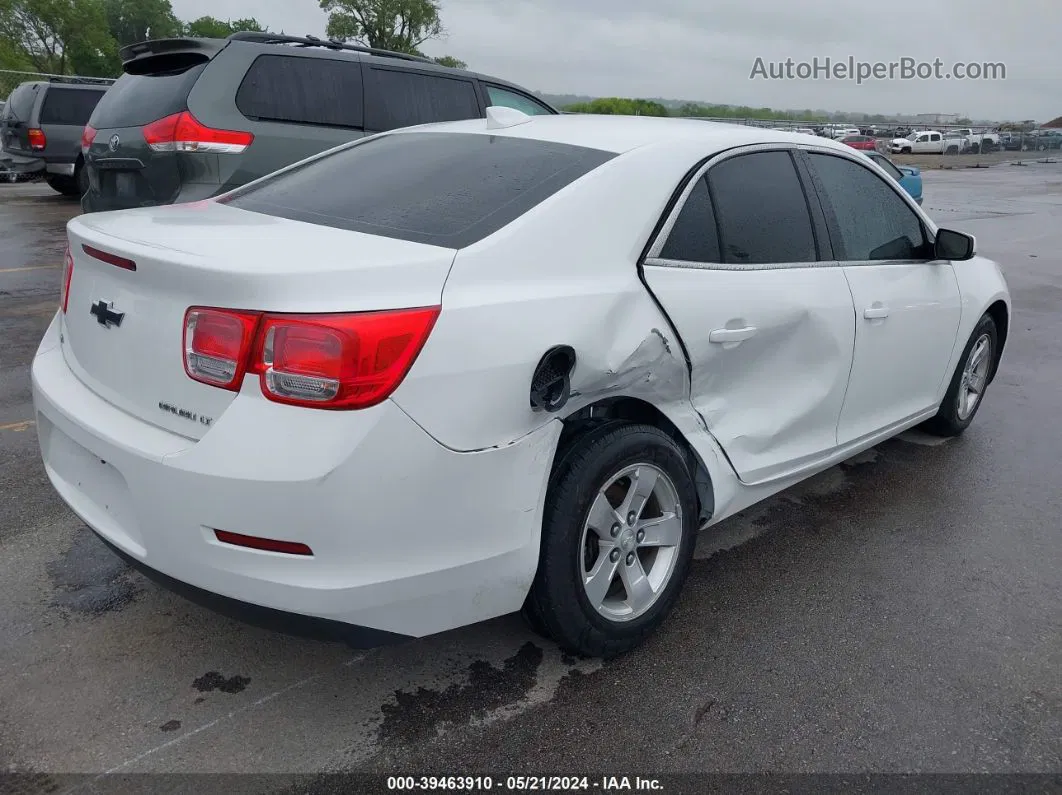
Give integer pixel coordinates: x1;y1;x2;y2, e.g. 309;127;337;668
13;81;108;92
394;113;856;156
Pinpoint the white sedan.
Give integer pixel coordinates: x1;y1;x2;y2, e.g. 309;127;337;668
32;108;1010;658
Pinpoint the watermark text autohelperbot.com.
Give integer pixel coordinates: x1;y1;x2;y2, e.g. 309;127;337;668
750;57;1006;84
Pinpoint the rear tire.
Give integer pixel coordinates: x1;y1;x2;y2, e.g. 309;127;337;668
524;423;698;658
921;314;998;437
46;174;81;197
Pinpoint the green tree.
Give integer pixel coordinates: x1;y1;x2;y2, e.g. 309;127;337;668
564;98;669;117
184;15;264;38
0;0;116;75
320;0;443;54
433;54;465;69
103;0;181;47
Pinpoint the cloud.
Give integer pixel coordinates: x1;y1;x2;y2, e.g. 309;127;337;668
169;0;1061;119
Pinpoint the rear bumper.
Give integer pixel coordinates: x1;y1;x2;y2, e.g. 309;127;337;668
45;162;76;176
0;150;44;174
32;313;560;641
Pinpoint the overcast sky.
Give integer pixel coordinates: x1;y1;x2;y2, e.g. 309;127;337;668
170;0;1059;120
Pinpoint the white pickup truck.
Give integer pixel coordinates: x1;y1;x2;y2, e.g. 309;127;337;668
953;128;1001;152
890;130;965;154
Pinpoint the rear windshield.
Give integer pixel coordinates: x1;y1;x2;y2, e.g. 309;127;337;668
39;87;106;126
3;83;39;121
220;132;616;248
89;64;207;129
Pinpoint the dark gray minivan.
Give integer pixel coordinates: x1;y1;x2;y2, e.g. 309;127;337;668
82;32;559;213
1;80;110;195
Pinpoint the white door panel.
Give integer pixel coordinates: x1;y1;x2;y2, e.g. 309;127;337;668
643;264;856;484
837;261;961;444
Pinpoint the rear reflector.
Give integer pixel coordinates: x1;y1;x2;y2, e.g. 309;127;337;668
214;529;313;556
28;128;46;151
81;125;97;152
143;111;254;154
184;308;260;389
82;244;137;271
182;306;440;409
60;247;73;314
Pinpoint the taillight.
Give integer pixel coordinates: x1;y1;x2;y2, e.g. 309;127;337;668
143;111;254;154
60;247;74;314
183;308;260;390
28;128;46;151
181;306;440;409
81;125;97;152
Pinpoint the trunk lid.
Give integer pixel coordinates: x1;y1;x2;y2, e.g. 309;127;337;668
61;200;457;439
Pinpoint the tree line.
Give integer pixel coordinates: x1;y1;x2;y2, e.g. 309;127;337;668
0;0;467;78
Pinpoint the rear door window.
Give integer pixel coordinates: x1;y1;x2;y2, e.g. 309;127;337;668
364;68;480;131
39;88;105;126
221;131;615;248
236;55;364;129
708;150;817;264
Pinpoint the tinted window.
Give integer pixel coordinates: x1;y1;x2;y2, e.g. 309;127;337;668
869;154;904;181
708;151;816;264
39;88;105;126
90;64;207;128
221;132;615;248
659;177;720;262
4;83;40;121
485;85;554;116
364;69;479;131
236;55;363;128
810;153;929;261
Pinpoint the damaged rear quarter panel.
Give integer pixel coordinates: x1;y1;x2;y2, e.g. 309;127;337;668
389;143;714;455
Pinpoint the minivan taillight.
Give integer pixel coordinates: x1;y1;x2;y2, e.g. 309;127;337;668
60;247;74;314
143;111;254;154
28;128;46;151
81;125;97;152
182;306;440;409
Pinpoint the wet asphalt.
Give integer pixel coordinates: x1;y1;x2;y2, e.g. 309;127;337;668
0;167;1060;789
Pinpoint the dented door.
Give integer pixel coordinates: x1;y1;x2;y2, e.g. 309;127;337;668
644;265;855;484
642;150;856;485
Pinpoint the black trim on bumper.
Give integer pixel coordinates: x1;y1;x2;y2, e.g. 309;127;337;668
92;530;413;649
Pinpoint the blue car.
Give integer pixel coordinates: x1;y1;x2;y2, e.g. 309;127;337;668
863;151;923;204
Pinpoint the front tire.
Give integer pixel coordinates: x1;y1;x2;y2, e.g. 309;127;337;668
524;423;698;658
922;314;998;437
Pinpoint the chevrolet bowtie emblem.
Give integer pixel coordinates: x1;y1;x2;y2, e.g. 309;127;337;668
90;300;125;328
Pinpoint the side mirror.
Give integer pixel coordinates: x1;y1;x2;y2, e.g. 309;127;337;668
935;228;976;261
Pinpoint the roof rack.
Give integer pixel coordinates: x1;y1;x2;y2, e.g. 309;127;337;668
46;74;116;86
228;31;435;64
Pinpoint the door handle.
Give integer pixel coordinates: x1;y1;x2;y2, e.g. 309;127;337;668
864;305;890;320
709;326;758;344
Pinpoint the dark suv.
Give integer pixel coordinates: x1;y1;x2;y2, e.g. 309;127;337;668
0;79;110;195
82;32;558;213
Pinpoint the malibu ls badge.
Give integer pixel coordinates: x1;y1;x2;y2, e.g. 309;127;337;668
90;299;124;328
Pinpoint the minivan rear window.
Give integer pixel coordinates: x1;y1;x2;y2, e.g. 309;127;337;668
89;64;207;129
221;132;616;248
39;87;106;126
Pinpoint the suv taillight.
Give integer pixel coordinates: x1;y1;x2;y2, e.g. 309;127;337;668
183;307;440;409
28;128;46;151
60;247;73;314
143;111;254;154
81;125;97;152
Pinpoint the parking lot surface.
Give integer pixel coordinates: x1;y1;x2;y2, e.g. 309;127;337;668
1;168;1060;787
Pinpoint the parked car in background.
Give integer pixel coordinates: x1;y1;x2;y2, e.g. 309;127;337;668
841;134;877;151
864;151;922;204
81;32;558;213
832;127;861;140
35;114;1009;657
0;79;110;195
890;130;962;155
